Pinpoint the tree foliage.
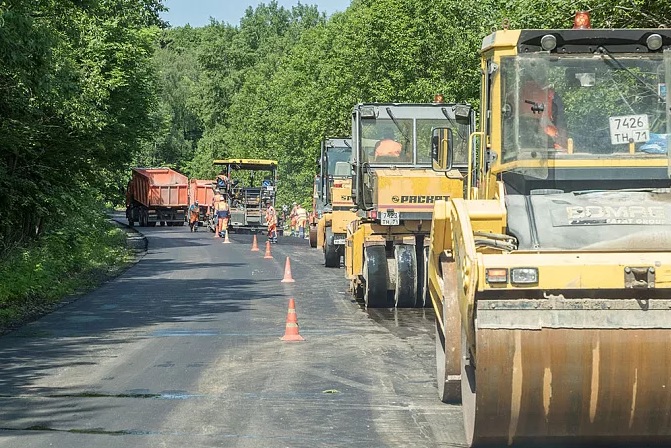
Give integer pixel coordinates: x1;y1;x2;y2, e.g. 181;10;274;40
4;0;671;251
154;0;671;207
0;0;164;252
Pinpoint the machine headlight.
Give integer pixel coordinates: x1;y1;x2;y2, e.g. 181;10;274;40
485;268;508;284
540;34;557;51
511;268;539;284
646;33;663;51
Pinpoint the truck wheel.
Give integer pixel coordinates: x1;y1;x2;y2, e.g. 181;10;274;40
363;246;388;308
324;227;339;268
394;244;417;308
128;218;134;227
147;221;156;227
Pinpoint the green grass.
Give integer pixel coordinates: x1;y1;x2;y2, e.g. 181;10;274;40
0;210;133;332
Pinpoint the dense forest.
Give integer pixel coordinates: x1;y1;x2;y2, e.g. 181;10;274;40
0;0;669;311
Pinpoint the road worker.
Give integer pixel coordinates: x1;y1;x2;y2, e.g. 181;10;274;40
212;194;220;237
265;200;278;243
216;170;229;192
296;203;308;239
289;202;298;237
374;129;405;161
188;200;200;232
215;195;230;238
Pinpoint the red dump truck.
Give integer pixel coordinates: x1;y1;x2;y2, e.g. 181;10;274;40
189;179;216;225
126;168;188;227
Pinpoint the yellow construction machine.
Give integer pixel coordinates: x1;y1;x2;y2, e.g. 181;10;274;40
313;138;356;267
346;103;474;308
211;158;278;233
429;12;671;446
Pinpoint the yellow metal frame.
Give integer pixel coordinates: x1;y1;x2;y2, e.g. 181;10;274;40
213;159;278;170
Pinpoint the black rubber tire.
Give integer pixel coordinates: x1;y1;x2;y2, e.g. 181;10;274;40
394;244;418;308
128;219;134;227
324;227;339;268
139;210;147;227
363;246;388;308
417;245;429;307
147;221;156;227
309;225;318;248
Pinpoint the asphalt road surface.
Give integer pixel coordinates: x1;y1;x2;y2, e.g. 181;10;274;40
0;219;466;447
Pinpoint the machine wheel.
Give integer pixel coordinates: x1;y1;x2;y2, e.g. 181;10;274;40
128;218;134;227
147;221;156;227
309;225;318;248
416;245;429;307
436;317;461;404
324;227;339;268
363;246;388;308
461;324;477;447
394;244;417;308
139;210;147;227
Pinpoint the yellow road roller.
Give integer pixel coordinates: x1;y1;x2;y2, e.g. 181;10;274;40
428;12;671;446
314;137;356;267
347;102;474;308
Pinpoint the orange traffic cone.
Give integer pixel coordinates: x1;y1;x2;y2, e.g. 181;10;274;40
251;234;260;252
223;230;231;244
281;256;295;283
264;240;273;259
281;298;304;342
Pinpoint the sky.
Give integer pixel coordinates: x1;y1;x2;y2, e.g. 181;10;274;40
161;0;352;27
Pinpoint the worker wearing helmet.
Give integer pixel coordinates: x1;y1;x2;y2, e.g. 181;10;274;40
188;200;200;232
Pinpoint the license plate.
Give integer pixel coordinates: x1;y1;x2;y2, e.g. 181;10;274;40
380;211;399;226
333;238;346;245
609;114;649;145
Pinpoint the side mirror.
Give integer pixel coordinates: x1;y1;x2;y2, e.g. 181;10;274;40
431;127;454;172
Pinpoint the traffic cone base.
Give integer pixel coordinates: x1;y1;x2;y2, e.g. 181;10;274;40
223;230;231;244
264;240;273;259
281;323;304;342
281;298;304;342
251;234;260;252
281;256;295;283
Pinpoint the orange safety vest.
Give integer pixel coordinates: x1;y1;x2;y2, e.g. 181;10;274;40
375;139;402;157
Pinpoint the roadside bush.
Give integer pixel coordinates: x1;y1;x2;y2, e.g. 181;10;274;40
0;205;132;330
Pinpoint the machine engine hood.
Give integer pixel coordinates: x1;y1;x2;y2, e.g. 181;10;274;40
506;190;671;251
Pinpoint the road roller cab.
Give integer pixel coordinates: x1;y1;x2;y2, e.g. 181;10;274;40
346;102;475;308
429;12;671;446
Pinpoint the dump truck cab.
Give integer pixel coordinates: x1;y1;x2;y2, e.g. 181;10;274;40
346;102;475;308
211;159;278;233
429;14;671;446
313;137;355;266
